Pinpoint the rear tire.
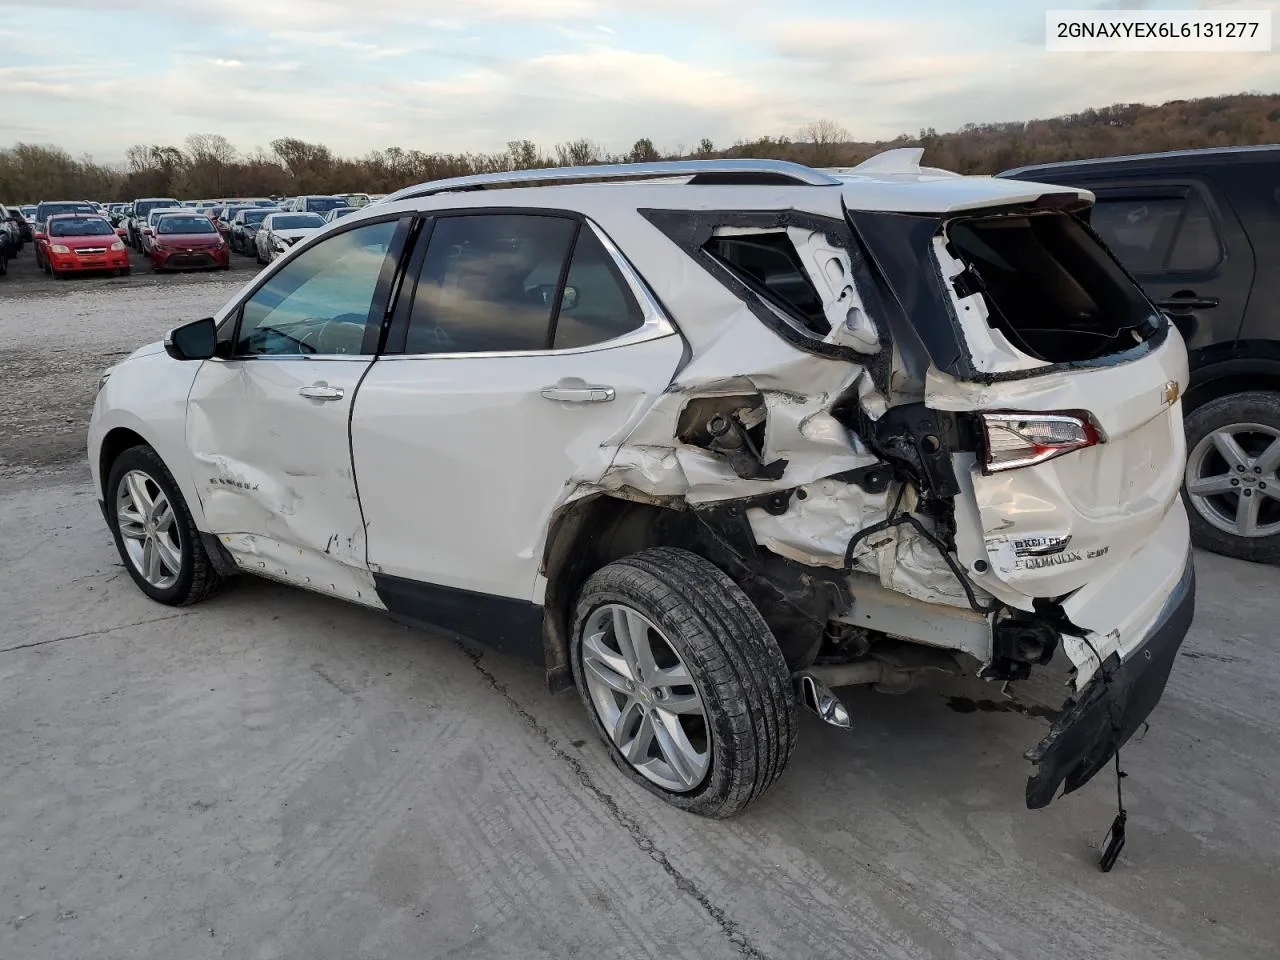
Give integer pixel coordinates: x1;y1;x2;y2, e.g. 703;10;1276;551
570;547;797;818
1183;391;1280;564
106;445;224;605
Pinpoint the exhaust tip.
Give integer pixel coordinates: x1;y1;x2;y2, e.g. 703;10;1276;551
797;673;853;729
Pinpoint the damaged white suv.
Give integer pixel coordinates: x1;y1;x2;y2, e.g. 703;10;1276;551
89;153;1195;817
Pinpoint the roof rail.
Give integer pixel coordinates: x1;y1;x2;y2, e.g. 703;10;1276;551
375;159;842;204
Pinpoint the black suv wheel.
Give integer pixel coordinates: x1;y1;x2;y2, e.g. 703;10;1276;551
1183;391;1280;563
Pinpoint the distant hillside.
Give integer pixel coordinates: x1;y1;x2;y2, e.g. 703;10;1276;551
726;93;1280;174
3;93;1278;201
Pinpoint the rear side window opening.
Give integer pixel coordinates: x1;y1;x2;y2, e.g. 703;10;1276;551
945;211;1159;365
704;232;830;336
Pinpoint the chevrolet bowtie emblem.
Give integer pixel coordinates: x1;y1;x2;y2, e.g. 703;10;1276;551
1160;380;1180;407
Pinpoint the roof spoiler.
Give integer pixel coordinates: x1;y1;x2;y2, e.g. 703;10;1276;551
826;148;963;179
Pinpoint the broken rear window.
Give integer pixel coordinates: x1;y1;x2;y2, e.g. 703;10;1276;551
946;212;1158;364
704;232;829;336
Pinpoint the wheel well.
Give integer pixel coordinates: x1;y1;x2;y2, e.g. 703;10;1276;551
98;427;148;496
539;490;851;692
1186;371;1280;413
540;495;686;693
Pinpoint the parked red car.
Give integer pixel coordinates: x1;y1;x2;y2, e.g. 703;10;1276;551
43;214;130;278
148;213;230;272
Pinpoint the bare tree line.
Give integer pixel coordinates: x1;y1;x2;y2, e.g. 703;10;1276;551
2;93;1277;202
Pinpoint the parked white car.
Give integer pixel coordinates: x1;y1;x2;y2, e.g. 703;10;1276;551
253;211;326;263
88;154;1195;818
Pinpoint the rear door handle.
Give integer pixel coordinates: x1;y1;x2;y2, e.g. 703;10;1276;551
298;384;344;401
1154;296;1220;311
540;385;616;403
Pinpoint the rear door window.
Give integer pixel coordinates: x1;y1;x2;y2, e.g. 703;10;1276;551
551;227;645;350
1089;190;1223;275
402;214;578;355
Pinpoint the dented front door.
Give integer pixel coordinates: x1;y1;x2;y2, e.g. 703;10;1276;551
186;355;373;591
183;216;407;603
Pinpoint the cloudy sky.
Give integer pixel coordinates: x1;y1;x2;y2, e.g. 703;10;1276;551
1;0;1275;161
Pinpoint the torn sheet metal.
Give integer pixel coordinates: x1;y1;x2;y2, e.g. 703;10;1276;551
930;235;1045;375
219;532;384;609
747;475;889;569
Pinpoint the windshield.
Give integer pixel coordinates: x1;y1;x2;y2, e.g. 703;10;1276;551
272;214;325;229
38;202;96;221
158;216;217;235
304;197;346;212
148;209;184;225
135;199;180;219
242;210;272;225
21;206;36;217
49;217;114;237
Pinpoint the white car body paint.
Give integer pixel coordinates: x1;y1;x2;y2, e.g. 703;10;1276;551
353;333;686;601
89;342;210;529
264;227;322;261
185;354;380;606
89;161;1188;704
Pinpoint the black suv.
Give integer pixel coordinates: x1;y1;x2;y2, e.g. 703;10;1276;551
1001;146;1280;563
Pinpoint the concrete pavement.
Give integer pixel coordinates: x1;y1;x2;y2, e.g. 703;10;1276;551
1;468;1277;959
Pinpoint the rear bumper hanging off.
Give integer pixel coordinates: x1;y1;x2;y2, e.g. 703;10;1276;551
1024;552;1195;809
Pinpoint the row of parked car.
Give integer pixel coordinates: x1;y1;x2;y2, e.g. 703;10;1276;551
0;193;383;278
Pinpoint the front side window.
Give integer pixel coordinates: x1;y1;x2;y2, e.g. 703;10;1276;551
235;219;398;357
1089;192;1223;274
403;214;577;355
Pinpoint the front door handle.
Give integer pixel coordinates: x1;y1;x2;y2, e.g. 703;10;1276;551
298;384;344;401
540;384;616;403
1154;295;1220;311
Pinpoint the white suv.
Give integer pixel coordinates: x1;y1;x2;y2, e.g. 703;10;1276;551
88;154;1196;818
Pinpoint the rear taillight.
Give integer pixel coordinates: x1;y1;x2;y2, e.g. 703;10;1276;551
979;412;1101;473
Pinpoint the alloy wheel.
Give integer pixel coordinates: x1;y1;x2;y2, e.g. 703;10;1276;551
115;469;183;589
580;603;711;793
1185;423;1280;539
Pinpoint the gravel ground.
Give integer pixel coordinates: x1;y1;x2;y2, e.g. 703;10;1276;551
1;267;1278;959
0;245;256;479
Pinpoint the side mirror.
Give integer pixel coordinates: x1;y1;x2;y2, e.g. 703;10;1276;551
34;231;46;242
143;227;153;236
116;227;127;237
164;317;218;361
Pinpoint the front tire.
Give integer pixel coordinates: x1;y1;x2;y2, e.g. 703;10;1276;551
106;445;224;605
1183;391;1280;564
570;547;797;818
